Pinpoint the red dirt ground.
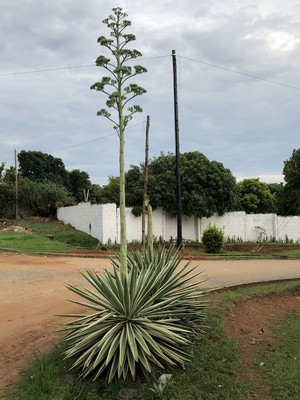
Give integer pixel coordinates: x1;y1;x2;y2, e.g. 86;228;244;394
225;291;300;399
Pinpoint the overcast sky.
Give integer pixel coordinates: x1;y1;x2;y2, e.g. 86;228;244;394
1;0;299;185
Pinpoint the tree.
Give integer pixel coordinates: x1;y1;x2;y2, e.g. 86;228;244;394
279;149;300;215
0;163;5;179
90;7;147;272
67;169;92;203
267;183;284;215
19;178;74;217
125;151;238;218
0;182;14;217
237;178;276;214
98;176;120;205
18;150;69;186
2;166;16;185
0;164;15;217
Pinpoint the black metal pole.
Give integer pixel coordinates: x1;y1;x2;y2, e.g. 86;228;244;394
172;50;182;248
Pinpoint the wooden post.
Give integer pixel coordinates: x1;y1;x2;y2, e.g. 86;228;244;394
142;115;150;248
14;149;19;220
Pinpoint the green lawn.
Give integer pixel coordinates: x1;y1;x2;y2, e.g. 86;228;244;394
0;219;99;254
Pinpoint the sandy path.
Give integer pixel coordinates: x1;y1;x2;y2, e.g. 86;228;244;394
0;253;300;396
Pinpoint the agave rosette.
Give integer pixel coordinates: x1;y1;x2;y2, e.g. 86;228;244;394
61;246;206;382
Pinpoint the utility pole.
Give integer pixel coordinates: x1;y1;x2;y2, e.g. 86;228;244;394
14;149;19;220
172;50;182;248
142;115;150;248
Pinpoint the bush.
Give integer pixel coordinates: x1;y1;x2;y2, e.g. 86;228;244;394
0;183;15;217
61;246;207;382
202;225;224;253
19;178;74;217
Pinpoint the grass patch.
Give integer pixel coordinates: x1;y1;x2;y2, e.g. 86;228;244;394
5;344;124;400
0;219;99;254
160;308;245;400
213;280;300;309
5;281;300;400
275;249;300;257
0;232;73;253
263;310;300;399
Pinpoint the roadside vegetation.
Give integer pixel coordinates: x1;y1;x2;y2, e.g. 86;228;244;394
1;218;300;258
4;280;300;400
0;219;99;254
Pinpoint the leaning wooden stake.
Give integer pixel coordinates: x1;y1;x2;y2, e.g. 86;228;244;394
145;196;153;255
142;115;150;248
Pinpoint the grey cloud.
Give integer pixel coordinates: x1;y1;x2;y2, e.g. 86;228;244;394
0;0;299;185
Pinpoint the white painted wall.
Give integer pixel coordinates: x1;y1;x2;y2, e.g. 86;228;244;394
57;203;117;244
57;203;300;244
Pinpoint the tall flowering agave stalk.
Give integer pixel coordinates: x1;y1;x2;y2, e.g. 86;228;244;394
61;246;207;382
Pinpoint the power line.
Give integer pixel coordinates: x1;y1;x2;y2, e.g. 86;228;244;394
53;132;117;151
26;121;146;154
1;52;299;90
0;64;96;77
179;55;300;90
0;55;170;77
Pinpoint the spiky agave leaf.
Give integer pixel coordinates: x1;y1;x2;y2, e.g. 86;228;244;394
61;246;207;382
115;245;207;326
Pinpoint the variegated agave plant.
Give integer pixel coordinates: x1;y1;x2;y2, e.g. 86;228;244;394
61;246;207;382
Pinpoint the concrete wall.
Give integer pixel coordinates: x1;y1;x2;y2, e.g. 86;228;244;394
57;203;300;244
57;203;118;244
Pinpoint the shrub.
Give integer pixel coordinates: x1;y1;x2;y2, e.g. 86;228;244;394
202;225;224;253
61;246;207;382
19;178;74;217
0;183;15;217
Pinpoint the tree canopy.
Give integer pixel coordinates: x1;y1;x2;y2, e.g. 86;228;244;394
100;151;238;218
18;150;69;186
279;148;300;215
237;178;276;214
67;169;92;203
0;151;96;217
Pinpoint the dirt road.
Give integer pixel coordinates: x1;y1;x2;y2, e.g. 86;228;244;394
0;252;300;396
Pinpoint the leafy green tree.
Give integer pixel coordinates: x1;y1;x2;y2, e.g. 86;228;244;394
267;182;284;215
279;149;300;215
67;169;92;203
18;150;69;186
0;162;5;179
90;7;147;272
0;164;15;217
2;166;16;185
237;178;276;214
283;149;300;186
88;184;103;204
0;182;15;217
125;152;238;218
97;176;120;205
19;178;74;217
